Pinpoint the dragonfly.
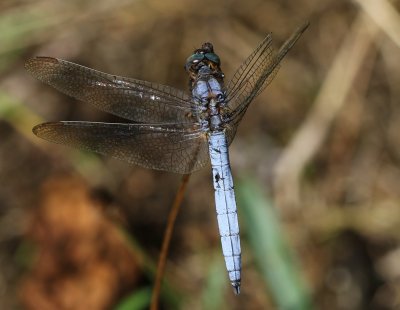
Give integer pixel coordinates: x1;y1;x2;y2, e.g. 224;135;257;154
26;22;309;295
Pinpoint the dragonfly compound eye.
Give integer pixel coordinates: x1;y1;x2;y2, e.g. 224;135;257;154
205;53;221;65
186;53;204;65
185;53;206;72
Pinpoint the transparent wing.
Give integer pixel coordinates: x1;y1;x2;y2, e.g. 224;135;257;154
25;57;198;124
33;121;209;174
224;22;309;133
225;34;274;108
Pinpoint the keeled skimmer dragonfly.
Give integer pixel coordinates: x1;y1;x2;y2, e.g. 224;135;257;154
26;22;309;295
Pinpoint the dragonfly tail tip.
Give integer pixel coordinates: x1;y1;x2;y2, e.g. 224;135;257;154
232;282;241;295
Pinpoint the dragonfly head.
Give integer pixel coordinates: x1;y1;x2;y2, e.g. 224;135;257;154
185;42;225;90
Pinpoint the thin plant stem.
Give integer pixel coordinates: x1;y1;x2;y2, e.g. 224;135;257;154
150;173;191;310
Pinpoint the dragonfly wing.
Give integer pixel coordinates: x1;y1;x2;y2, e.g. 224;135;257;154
33;121;209;174
224;123;238;146
25;57;198;124
224;22;309;133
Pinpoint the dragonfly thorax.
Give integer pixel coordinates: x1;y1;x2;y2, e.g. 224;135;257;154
191;65;227;132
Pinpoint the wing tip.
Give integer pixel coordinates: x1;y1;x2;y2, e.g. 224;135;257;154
32;123;42;136
298;21;310;34
32;122;60;137
25;57;59;72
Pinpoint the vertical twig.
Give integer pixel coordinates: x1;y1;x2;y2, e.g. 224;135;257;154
150;173;191;310
273;13;379;211
352;0;400;48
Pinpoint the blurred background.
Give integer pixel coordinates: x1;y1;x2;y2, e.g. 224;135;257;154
1;0;400;309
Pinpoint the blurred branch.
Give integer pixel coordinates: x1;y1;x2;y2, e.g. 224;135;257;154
308;200;400;241
273;13;379;210
201;256;227;310
352;0;400;48
0;2;68;55
150;174;191;310
237;178;312;309
0;91;44;143
0;0;137;69
0;88;120;188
